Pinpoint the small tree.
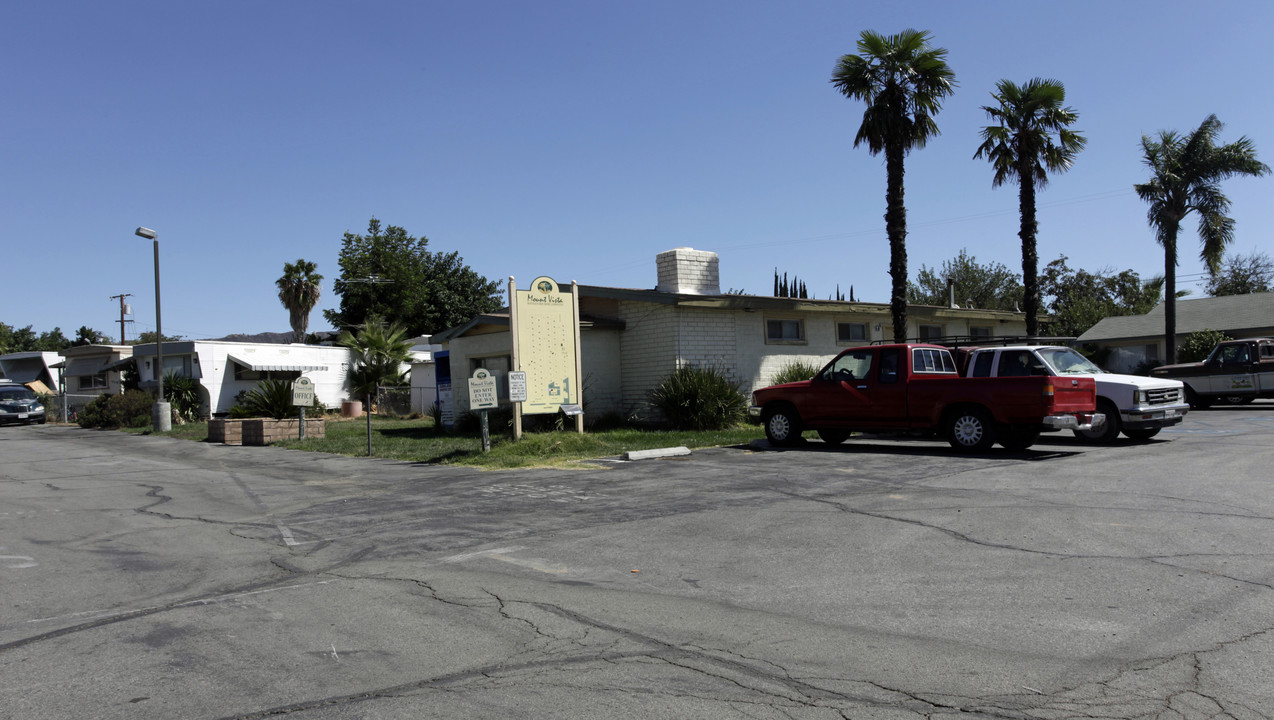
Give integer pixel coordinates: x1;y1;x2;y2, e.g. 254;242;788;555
339;316;413;455
1178;329;1233;364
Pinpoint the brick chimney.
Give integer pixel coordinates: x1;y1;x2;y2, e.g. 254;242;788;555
656;247;720;295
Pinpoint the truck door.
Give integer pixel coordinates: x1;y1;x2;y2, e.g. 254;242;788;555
1257;341;1274;393
1206;342;1257;395
801;348;876;427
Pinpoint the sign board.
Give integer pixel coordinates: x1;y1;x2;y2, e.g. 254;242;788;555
513;276;579;415
291;377;315;406
508;371;528;403
468;368;499;410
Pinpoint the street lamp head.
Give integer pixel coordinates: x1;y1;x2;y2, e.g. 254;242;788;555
135;226;157;240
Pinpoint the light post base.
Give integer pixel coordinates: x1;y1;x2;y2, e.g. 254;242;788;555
153;401;172;432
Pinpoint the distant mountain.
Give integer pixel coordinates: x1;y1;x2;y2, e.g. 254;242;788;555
203;331;341;345
206;332;298;344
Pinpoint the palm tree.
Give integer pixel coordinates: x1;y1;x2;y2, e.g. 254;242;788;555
276;259;323;344
1135;115;1269;364
974;78;1086;336
831;29;955;343
339;316;413;455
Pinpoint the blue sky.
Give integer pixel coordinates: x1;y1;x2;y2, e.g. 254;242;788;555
6;1;1272;341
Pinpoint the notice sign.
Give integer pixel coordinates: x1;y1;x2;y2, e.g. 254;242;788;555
291;377;315;406
508;371;528;403
513;276;578;415
468;368;499;410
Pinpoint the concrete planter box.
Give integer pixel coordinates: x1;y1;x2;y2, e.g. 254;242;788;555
210;418;325;445
208;418;245;445
241;418;325;446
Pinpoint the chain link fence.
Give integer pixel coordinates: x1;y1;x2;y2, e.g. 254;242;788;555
374;385;413;417
39;393;102;423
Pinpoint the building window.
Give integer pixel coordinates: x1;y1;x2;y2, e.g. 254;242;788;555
970;326;992;340
836;322;868;343
78;373;108;390
766;318;805;344
918;324;944;341
233;367;301;382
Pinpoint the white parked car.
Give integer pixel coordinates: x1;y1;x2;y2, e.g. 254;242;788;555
961;345;1188;443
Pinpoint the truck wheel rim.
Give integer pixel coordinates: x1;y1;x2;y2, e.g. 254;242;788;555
953;416;983;446
769;414;790;440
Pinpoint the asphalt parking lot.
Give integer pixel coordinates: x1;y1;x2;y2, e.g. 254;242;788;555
2;406;1272;719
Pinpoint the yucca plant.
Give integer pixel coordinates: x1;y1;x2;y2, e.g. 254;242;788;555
649;365;747;431
771;360;823;385
236;378;296;419
163;370;201;423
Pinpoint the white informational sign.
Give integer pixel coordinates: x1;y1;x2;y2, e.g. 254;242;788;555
508;371;528;403
291;377;315;406
468;368;499;410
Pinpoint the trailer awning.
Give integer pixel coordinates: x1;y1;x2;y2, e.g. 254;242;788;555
64;357;109;376
227;352;328;373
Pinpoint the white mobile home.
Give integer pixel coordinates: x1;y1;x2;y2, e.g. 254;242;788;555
131;340;353;417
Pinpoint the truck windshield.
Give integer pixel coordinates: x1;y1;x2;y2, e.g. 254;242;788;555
1037;348;1103;375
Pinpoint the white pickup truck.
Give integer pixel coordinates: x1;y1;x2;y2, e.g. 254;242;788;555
959;345;1189;443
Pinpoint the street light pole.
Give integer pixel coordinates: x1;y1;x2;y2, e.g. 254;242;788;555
135;226;170;432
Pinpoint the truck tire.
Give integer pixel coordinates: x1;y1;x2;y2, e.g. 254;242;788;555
945;407;996;452
763;405;803;447
1074;399;1120;444
1185;387;1212;409
1122;427;1160;441
816;429;851;445
999;427;1040;451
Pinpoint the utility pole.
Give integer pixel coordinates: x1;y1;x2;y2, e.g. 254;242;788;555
110;293;133;343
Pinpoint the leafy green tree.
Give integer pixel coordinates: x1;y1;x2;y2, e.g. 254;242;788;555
1039;255;1164;337
136;331;184;344
1135;114;1269;363
276;259;323;343
831;29;955;342
907;248;1023;311
974;78;1086;336
1178;329;1232;364
73;326;109;346
324;218;503;337
1205;251;1273;296
34;328;71;351
339;315;414;455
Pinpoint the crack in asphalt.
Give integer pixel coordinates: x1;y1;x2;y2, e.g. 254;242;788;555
769;486;1274;591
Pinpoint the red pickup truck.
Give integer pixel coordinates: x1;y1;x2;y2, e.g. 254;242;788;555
749;343;1101;451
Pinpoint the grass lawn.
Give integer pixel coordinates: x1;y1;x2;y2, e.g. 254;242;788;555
136;415;761;468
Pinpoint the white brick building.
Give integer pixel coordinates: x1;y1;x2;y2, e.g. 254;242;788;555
435;248;1031;422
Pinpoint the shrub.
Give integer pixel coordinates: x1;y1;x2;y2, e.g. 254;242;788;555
236;379;297;420
78;390;155;429
1177;329;1233;364
771;359;823;385
164;371;201;423
648;365;747;431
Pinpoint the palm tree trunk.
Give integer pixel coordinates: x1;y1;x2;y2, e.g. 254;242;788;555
1017;157;1039;337
1163;228;1178;365
886;140;908;343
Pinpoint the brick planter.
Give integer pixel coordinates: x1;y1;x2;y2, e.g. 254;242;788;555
208;418;245;445
241;418;326;446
